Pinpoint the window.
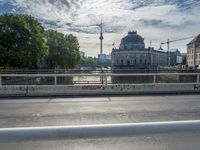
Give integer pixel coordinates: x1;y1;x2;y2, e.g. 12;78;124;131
121;59;123;65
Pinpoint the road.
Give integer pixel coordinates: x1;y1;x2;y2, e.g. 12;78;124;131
0;94;200;150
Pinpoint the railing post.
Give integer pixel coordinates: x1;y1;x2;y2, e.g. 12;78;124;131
153;74;156;84
54;76;57;85
26;74;28;85
100;69;104;84
105;75;107;85
0;76;2;86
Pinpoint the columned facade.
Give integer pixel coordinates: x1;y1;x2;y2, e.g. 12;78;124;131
112;31;181;69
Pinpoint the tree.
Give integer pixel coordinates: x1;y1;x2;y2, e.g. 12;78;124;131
182;55;187;65
80;56;97;66
0;14;48;69
45;30;80;69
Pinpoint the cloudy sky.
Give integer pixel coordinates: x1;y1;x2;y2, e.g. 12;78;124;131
0;0;200;56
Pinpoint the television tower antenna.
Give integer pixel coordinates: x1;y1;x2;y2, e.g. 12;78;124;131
99;20;104;56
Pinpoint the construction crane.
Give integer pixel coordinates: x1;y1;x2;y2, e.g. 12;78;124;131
160;35;196;66
161;36;195;50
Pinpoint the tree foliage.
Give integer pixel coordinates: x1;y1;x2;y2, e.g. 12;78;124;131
80;56;97;66
182;55;187;65
45;29;80;69
0;14;48;69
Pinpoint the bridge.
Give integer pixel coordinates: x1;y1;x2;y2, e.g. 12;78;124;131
0;71;200;96
0;94;200;149
0;70;200;149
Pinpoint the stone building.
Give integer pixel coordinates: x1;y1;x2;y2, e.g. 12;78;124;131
111;31;182;69
187;34;200;67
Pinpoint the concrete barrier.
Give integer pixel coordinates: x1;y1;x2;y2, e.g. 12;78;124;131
0;83;200;97
0;72;199;97
0;120;200;141
0;85;26;97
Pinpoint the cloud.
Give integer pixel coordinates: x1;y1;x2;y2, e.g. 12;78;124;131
1;0;200;56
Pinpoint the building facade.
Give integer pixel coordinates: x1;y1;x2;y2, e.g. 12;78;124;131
80;51;85;57
98;53;111;67
187;35;200;67
111;31;182;69
98;53;111;62
170;49;183;65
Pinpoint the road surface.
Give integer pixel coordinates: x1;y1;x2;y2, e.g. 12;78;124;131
0;94;200;150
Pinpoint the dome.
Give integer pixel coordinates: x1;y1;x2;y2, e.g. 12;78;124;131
119;31;145;50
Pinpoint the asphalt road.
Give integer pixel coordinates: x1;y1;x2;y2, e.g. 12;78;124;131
0;94;200;150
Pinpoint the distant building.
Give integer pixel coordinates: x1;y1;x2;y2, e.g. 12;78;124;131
98;53;111;63
111;31;182;69
170;49;183;65
187;34;200;66
97;54;111;67
80;51;85;57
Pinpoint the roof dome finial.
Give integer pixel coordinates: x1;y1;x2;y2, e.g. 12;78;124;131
128;31;137;35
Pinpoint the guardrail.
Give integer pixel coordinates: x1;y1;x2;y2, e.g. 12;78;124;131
0;72;199;96
0;120;200;141
0;72;199;85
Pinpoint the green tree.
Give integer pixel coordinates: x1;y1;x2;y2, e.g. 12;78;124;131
182;55;187;65
46;30;80;69
0;14;48;69
80;56;97;66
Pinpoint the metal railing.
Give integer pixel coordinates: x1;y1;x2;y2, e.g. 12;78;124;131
0;72;199;86
0;120;200;141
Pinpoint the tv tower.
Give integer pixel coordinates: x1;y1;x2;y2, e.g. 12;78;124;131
99;20;104;56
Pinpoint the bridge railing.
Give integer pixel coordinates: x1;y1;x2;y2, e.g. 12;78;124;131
0;72;199;86
1;120;200;141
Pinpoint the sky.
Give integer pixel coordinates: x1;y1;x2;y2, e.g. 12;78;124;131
0;0;200;56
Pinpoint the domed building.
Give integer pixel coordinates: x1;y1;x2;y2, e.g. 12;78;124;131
119;31;145;50
111;31;182;69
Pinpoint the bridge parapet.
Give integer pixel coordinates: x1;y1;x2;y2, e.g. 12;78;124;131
0;72;199;96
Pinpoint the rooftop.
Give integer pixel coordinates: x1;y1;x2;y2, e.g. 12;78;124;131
188;34;200;44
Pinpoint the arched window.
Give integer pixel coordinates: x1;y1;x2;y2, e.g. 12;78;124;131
127;60;130;66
